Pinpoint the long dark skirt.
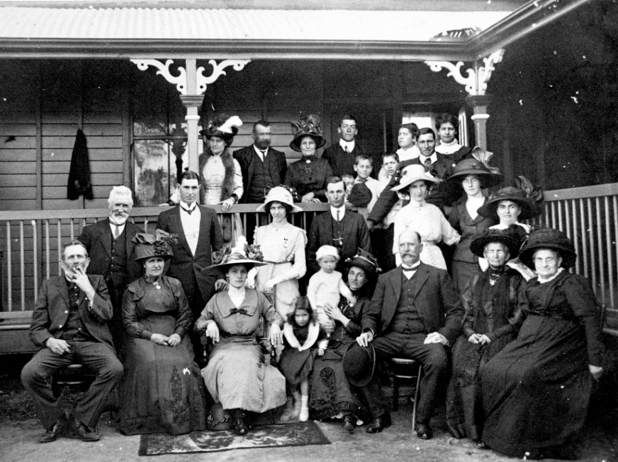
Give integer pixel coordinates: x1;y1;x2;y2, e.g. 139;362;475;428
446;331;515;441
308;341;368;421
481;315;593;457
119;314;207;435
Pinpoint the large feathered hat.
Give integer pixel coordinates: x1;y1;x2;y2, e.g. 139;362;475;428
133;231;177;262
289;114;326;152
200;113;243;141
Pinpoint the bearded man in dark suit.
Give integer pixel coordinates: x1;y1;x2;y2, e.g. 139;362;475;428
233;120;288;241
21;241;123;443
78;185;142;353
346;230;463;438
306;176;372;276
156;170;224;361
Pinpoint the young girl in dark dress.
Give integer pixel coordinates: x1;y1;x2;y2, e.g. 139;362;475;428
279;296;324;422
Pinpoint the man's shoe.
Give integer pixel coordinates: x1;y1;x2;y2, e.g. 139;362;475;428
415;422;433;440
39;420;62;443
343;414;355;434
75;421;100;442
365;414;391;433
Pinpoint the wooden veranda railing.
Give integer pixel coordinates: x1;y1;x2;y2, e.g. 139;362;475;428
0;203;327;320
1;184;617;333
530;182;618;333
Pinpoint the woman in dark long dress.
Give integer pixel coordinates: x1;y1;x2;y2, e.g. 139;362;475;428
445;228;525;445
481;228;605;459
445;156;502;293
308;249;380;433
119;233;207;435
284;114;333;203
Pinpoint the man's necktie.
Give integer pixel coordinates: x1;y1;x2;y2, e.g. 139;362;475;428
423;158;432;171
69;283;80;307
113;223;120;239
344;145;349;153
180;206;194;215
336;210;341;222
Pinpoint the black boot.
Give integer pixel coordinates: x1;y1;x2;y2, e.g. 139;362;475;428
343;413;355;434
233;409;248;436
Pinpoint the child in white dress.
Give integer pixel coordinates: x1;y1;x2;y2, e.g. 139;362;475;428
307;245;355;349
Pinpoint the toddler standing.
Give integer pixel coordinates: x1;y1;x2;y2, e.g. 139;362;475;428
279;297;324;422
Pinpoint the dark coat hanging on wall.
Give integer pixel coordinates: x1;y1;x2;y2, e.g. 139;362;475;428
67;128;94;200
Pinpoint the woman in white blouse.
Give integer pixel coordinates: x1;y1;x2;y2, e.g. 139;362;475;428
199;114;245;245
391;164;460;269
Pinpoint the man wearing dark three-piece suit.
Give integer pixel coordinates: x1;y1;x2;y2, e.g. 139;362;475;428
306;176;372;277
233;120;288;241
345;230;463;439
21;240;123;443
78;186;142;354
156;170;224;362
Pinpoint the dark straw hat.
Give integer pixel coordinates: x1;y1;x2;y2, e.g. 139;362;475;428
133;232;175;263
519;228;576;269
342;342;376;387
289;114;327;152
477;187;536;221
470;228;520;259
345;249;381;275
445;157;503;189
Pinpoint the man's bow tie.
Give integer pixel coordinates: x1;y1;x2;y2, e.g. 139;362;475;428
230;308;248;315
180;206;195;215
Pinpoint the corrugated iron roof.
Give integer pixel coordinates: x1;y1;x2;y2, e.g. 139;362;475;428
0;6;510;42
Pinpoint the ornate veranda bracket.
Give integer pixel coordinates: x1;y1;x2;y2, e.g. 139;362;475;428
130;59;251;95
196;60;251;94
424;49;505;96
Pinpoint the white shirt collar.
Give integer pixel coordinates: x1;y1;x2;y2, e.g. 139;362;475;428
339;139;355;152
330;205;346;221
180;201;197;211
419;152;438;165
253;145;268;155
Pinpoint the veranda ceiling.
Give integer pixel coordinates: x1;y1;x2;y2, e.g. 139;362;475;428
0;0;592;61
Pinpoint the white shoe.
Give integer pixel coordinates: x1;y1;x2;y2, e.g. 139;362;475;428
299;406;309;422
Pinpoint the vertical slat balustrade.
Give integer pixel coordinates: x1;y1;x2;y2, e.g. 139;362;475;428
6;222;12;311
19;221;25;312
45;220;50;280
32;220;38;298
605;196;615;311
580;198;589;279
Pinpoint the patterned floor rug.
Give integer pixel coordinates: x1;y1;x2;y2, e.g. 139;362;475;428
138;421;331;456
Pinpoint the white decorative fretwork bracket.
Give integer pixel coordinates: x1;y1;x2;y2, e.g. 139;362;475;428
196;60;251;94
130;59;251;95
424;49;505;96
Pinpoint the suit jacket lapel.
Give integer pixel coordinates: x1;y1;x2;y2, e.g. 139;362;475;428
413;264;430;300
55;276;70;307
171;206;192;255
391;267;403;307
99;219;112;257
194;205;209;256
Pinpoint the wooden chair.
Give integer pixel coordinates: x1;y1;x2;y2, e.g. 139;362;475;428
390;358;422;427
51;363;96;398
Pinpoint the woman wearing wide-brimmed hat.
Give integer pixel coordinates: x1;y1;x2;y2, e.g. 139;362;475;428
119;233;207;436
445;228;525;446
195;237;286;436
199;113;245;245
247;186;307;319
308;249;380;432
391;164;460;269
481;228;604;459
284;114;333;203
446;154;503;292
